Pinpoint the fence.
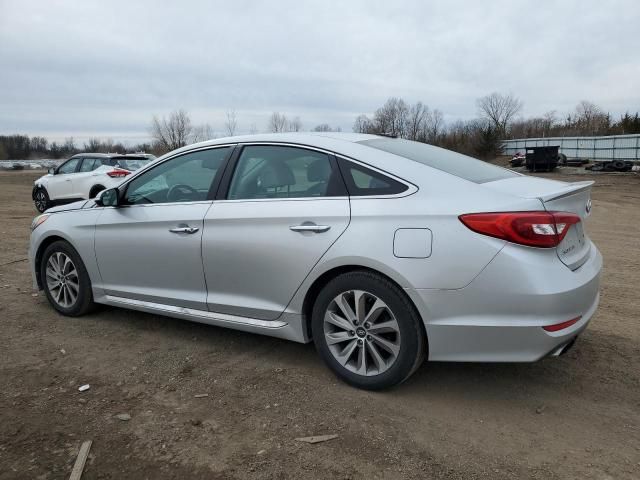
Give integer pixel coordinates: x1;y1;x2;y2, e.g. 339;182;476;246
501;134;640;161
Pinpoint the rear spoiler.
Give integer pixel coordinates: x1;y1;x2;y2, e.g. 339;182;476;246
537;181;593;203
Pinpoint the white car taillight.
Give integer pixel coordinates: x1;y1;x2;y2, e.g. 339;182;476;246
106;168;131;178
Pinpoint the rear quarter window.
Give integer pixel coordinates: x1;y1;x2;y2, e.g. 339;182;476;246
337;157;408;196
359;138;519;184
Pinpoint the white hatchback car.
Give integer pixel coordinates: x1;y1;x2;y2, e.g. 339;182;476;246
32;153;154;212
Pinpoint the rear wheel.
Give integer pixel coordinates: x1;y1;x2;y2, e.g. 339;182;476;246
40;240;95;316
34;188;51;213
312;271;426;390
89;185;105;198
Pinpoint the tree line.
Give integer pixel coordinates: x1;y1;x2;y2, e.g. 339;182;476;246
2;94;639;160
0;134;153;160
353;94;640;159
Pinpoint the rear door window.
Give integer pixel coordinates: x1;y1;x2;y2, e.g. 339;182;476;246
227;145;346;199
79;158;98;172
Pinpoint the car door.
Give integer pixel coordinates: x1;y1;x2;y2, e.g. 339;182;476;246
202;144;350;320
94;146;232;310
75;157;99;198
48;157;81;199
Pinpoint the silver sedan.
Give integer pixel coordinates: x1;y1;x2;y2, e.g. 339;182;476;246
29;133;602;389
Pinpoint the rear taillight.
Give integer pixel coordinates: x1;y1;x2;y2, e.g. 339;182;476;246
459;211;581;248
106;168;131;178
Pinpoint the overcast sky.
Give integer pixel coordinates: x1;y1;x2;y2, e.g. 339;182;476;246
1;0;639;144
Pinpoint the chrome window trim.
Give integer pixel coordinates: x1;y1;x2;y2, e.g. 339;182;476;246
223;141;417;202
116;143;238;190
216;196;350;204
111;144;237;208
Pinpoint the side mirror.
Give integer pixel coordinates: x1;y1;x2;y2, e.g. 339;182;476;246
95;188;120;207
48;167;56;174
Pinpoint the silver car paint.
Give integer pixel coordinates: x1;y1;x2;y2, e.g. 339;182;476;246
29;132;602;361
94;201;213;310
202;197;350;320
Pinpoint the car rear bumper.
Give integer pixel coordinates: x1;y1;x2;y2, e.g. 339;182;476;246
408;241;602;362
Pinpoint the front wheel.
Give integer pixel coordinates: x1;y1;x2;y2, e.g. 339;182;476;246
34;188;51;213
40;240;95;316
311;271;426;390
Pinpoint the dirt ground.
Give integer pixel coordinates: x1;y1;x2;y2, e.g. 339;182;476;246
0;169;638;480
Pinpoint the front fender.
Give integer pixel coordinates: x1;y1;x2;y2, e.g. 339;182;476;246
29;209;103;293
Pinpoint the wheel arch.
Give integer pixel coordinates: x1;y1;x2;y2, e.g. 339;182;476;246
300;264;427;342
32;184;48;199
89;184;106;198
34;234;71;289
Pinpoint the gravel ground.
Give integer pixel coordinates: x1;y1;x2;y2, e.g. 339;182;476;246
0;169;639;479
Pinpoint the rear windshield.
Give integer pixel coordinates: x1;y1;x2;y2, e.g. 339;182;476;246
360;138;519;184
115;158;151;171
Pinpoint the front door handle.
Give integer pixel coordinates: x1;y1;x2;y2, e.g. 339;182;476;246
290;224;331;233
169;225;199;234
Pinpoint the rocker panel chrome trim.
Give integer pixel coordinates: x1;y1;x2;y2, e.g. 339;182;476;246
103;294;288;328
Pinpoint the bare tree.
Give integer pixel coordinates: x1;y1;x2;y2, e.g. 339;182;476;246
63;137;77;155
426;108;444;143
353;114;374;133
373;97;409;137
313;123;341;132
406;102;428;141
542;110;557;137
249;123;258;135
268;112;288;132
225;109;238;136
191;123;214;143
476;92;523;135
84;138;102;152
288;116;302;132
150;109;193;152
573;100;609;134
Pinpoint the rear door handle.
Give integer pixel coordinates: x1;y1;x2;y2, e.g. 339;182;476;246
169;225;200;234
290;224;331;233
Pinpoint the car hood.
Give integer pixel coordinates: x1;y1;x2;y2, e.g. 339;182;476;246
46;200;93;213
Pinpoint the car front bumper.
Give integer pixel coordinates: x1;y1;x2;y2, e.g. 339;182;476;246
408;241;602;362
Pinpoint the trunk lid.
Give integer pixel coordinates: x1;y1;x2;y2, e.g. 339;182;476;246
482;176;593;270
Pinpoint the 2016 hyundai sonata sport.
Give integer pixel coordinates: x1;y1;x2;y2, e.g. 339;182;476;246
29;133;602;389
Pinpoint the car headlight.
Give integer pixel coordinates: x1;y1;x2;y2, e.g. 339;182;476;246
31;214;50;231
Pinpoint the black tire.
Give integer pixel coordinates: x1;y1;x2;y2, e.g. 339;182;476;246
591;163;604;172
89;185;105;198
34;187;51;213
311;271;426;390
40;240;95;316
558;153;567;165
611;160;626;171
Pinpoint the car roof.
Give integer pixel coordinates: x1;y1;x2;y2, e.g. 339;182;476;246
181;132;381;149
71;153;154;159
154;132;437;180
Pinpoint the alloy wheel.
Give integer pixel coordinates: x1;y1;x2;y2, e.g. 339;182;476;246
35;191;48;212
45;252;79;308
323;290;401;376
